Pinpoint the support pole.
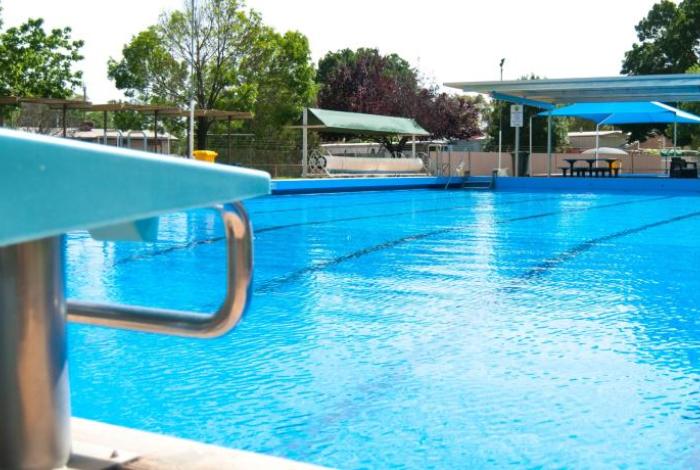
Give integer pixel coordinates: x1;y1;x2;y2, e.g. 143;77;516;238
103;111;108;146
411;135;416;159
514;126;520;177
61;104;67;138
154;111;159;154
227;116;232;164
529;115;533;177
302;107;308;177
674;118;678;150
595;123;600;167
0;237;71;469
547;112;552;177
498;129;502;172
186;116;191;157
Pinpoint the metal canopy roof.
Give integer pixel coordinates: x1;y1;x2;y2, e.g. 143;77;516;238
301;108;429;136
444;74;700;105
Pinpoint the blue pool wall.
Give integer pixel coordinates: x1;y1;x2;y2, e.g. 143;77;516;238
494;176;700;194
270;176;700;195
271;176;469;194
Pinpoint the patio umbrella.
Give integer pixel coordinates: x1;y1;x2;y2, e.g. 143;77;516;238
581;147;628;156
539;101;700;164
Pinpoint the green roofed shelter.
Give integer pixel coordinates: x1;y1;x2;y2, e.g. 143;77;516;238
302;107;428;136
296;107;429;176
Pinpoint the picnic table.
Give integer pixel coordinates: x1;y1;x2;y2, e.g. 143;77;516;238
560;157;619;177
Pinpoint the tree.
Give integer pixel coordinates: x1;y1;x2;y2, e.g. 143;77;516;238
620;1;700;144
316;48;480;154
108;0;315;150
238;29;316;136
0;18;84;98
621;0;700;75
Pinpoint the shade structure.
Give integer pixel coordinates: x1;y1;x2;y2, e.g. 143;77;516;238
581;147;628;156
537;101;700;125
444;74;700;105
302;108;429;136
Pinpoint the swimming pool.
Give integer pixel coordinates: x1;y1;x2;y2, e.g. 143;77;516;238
67;189;700;468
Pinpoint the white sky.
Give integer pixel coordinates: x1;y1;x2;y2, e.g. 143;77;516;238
3;0;663;102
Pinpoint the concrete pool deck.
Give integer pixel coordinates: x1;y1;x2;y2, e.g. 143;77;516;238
68;418;328;470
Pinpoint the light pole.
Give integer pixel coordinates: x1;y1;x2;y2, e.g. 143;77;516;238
498;58;505;172
188;0;196;158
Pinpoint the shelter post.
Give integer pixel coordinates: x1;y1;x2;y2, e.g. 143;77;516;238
186;116;191;157
595;123;600;165
154;111;159;154
103;111;108;145
411;136;416;159
529;115;533;177
498;129;502;172
61;104;67;138
514;126;520;176
302;107;308;177
227;116;232;164
547;112;552;177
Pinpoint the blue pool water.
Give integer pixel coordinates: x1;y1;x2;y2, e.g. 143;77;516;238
67;189;700;468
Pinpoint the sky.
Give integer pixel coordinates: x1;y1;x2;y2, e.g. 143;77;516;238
2;0;663;102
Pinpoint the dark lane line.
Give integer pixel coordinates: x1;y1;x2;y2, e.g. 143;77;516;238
253;195;676;293
517;210;700;282
113;196;554;266
254;228;448;293
255;196;556;234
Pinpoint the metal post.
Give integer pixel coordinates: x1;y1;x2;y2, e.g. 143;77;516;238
0;237;71;469
154;111;159;154
61;104;67;138
595;123;600;167
497;58;504;173
302;107;308;177
411;135;416;159
547;112;552;177
186;116;191;157
188;0;196;159
497;128;502;172
514;126;520;177
227;116;232;164
103;111;108;146
529;115;533;177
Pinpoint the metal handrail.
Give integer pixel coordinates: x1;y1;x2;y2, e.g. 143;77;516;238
67;202;253;338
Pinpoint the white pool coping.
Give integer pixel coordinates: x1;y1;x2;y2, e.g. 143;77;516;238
68;417;329;470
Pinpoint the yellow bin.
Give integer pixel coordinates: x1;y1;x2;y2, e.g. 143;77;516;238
193;150;218;163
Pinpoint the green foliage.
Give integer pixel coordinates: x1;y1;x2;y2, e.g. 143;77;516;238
107;0;315;149
237;29;316;136
0;18;84;98
621;1;700;145
660;65;700;148
316;48;481;154
621;0;700;75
